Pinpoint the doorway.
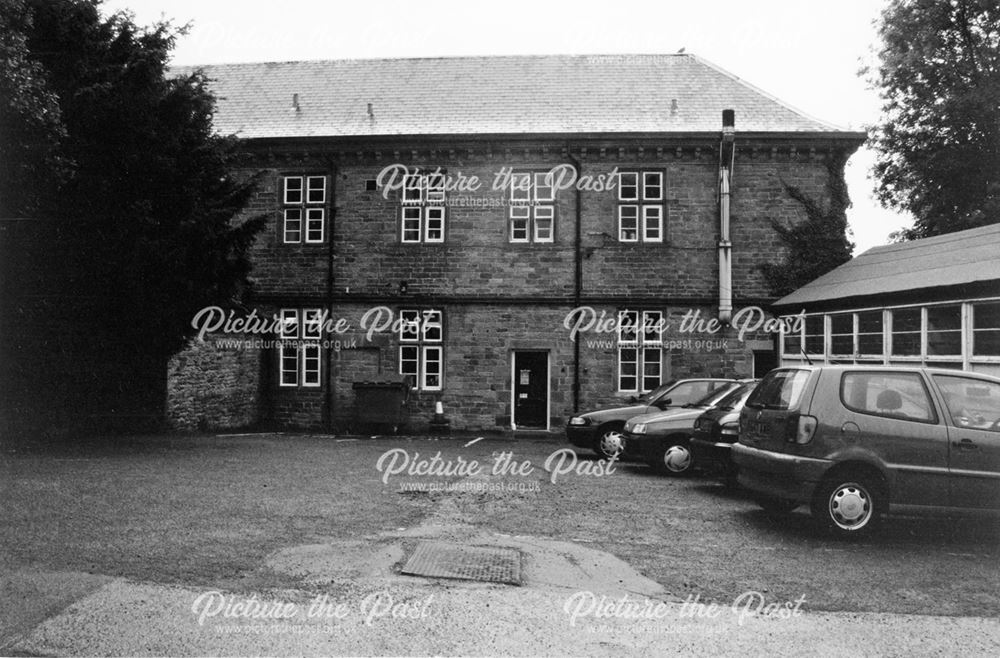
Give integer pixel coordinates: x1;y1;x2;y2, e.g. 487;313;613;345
511;351;549;429
753;350;778;378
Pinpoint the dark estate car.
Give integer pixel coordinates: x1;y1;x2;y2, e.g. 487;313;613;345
620;381;750;474
566;378;736;458
690;380;761;486
733;365;1000;538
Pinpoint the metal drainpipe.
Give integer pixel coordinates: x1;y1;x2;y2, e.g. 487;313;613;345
324;163;337;429
566;147;583;412
718;110;735;324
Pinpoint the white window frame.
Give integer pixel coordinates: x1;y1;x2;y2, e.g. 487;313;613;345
401;173;446;243
508;172;555;244
618;171;664;243
278;308;322;388
890;306;922;359
973;300;1000;359
283;209;302;243
780;298;1000;368
398;308;444;390
617;309;663;392
925;304;963;358
283;175;326;244
828;312;855;358
284;176;303;204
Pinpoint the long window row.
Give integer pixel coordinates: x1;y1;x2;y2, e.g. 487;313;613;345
276;307;445;391
780;299;1000;369
280;171;666;245
277;306;680;393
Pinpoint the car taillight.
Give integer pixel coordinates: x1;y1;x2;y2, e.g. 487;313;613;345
792;415;817;444
720;421;739;437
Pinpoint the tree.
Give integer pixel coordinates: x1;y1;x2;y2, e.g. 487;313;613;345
0;0;70;218
1;0;263;430
868;0;1000;240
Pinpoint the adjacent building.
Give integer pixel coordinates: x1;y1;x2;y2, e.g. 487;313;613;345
166;54;865;432
774;223;1000;378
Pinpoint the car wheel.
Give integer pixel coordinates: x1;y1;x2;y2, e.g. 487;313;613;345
811;475;883;539
756;496;798;514
653;438;693;476
593;424;624;459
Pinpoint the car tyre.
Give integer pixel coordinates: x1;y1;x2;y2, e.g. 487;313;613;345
652;438;693;476
811;475;883;539
593;424;625;459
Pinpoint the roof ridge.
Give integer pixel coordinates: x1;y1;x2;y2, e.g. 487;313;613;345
861;222;1000;257
173;52;695;69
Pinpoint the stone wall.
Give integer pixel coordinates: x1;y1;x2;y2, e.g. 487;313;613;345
166;137;856;431
166;335;262;430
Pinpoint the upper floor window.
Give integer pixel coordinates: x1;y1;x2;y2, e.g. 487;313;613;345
399;309;444;390
509;172;555;243
282;176;326;244
618;171;663;243
401;173;445;243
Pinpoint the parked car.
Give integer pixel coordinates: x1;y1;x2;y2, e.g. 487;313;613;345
732;365;1000;538
620;381;747;474
689;379;761;486
566;378;736;458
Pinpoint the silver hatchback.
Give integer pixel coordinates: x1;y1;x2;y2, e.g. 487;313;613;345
732;365;1000;538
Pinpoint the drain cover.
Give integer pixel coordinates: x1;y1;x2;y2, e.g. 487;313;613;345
401;541;521;585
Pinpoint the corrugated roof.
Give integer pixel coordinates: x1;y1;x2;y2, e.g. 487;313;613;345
173;54;859;139
774;223;1000;308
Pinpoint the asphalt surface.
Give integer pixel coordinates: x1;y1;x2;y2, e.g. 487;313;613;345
6;462;1000;657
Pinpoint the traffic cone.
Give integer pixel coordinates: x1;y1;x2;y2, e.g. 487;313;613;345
429;400;451;435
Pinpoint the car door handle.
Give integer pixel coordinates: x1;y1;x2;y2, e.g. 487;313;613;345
952;439;977;451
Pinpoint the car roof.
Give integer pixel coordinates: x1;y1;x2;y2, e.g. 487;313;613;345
769;364;1000;384
674;378;737;382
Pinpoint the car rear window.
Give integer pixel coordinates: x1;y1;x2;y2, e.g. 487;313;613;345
689;383;740;408
840;371;937;423
714;381;758;410
746;370;810;410
663;381;723;406
933;374;1000;432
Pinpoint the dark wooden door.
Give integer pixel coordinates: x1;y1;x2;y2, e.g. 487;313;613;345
513;351;548;428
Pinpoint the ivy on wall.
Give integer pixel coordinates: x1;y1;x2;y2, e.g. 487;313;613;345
761;152;855;299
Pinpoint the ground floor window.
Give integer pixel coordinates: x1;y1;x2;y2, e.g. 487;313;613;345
278;308;322;387
399;309;443;390
618;309;663;392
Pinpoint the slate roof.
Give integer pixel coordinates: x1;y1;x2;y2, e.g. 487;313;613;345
774;223;1000;309
174;54;860;140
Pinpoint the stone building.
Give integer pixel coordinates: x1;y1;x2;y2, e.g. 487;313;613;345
167;54;864;432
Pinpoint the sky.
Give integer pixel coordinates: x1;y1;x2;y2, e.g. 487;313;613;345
103;0;910;254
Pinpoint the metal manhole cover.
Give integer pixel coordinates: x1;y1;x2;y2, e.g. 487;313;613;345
401;541;521;585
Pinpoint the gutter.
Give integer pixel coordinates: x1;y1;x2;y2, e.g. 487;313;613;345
566;147;583;412
718;110;736;324
238;131;867;153
325;162;337;429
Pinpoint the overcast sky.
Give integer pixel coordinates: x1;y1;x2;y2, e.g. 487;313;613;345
103;0;909;253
